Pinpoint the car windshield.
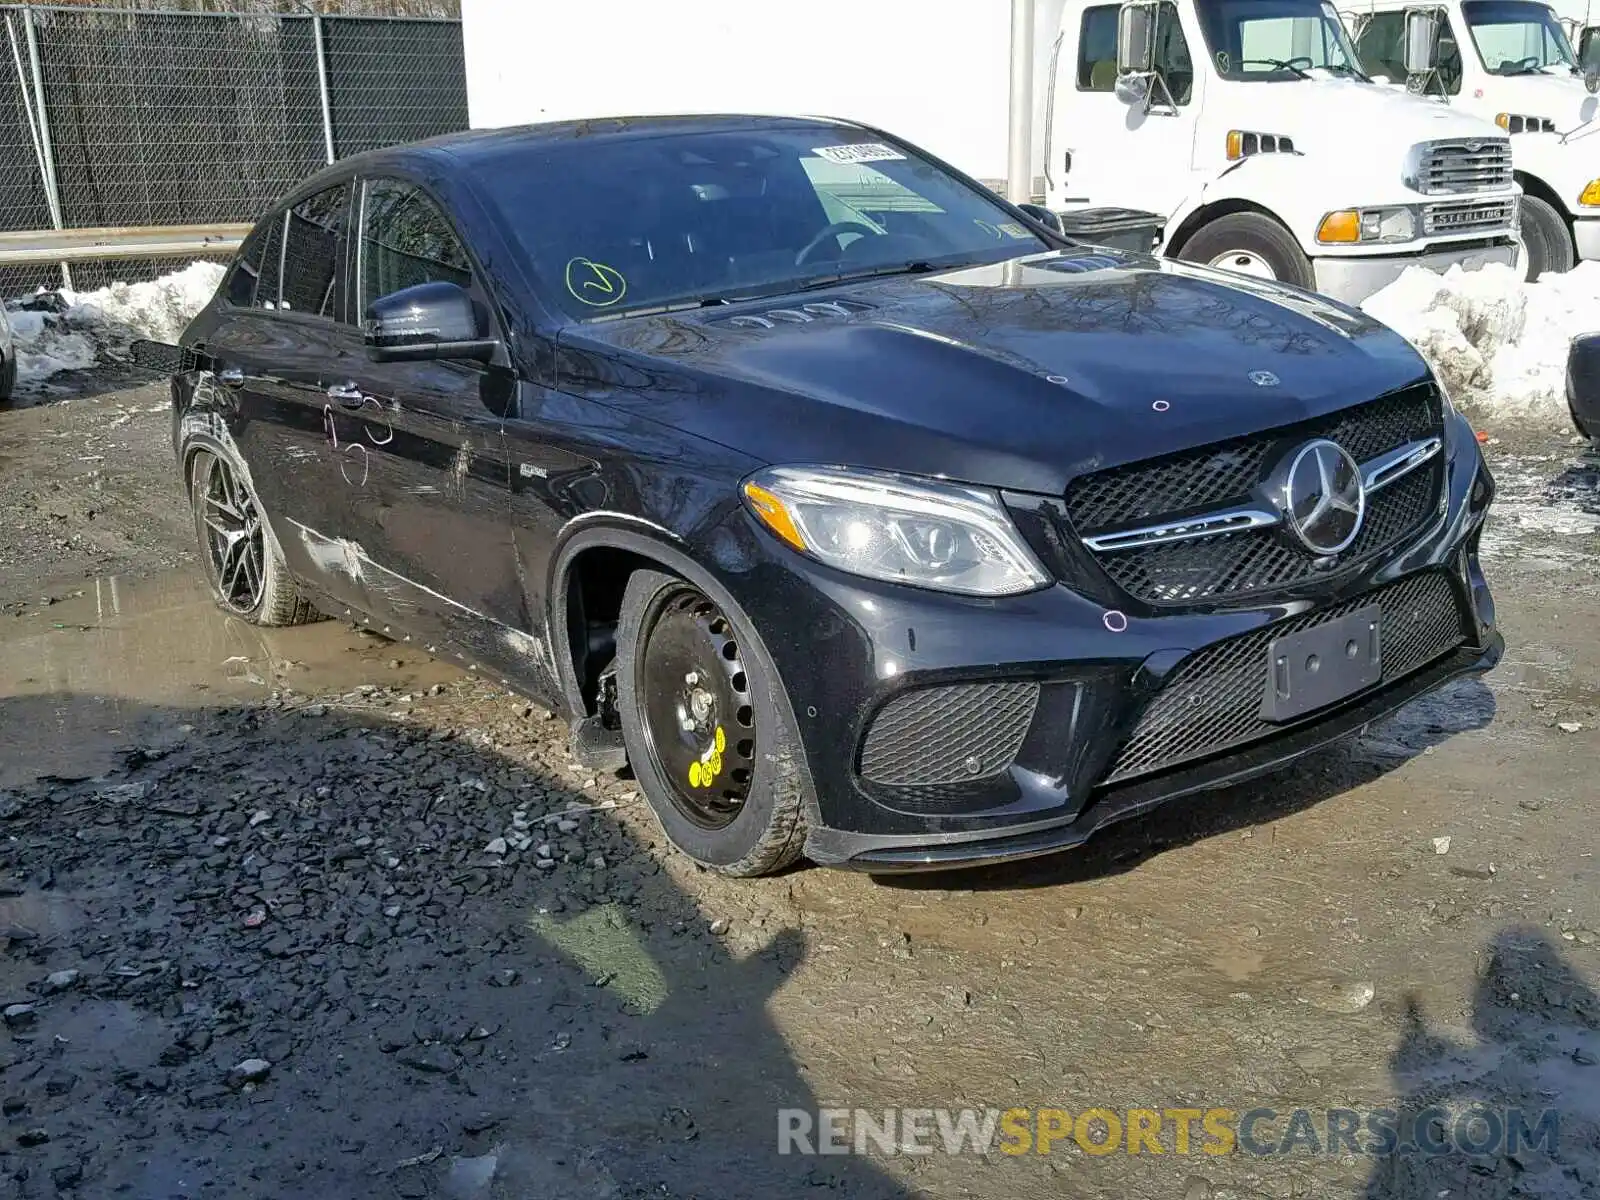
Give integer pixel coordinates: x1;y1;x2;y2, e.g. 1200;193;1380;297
1462;0;1579;74
1194;0;1369;80
468;124;1050;319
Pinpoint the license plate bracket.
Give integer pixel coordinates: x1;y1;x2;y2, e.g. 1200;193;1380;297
1259;604;1382;723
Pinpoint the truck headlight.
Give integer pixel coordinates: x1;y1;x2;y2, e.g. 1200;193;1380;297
742;466;1049;596
1317;207;1417;244
1580;179;1600;207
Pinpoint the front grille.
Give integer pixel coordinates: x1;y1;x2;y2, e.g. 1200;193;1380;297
858;681;1039;786
1413;139;1513;195
1424;200;1514;236
1065;385;1443;607
1102;572;1467;785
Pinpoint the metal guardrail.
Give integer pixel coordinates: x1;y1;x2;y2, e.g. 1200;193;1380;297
0;222;249;266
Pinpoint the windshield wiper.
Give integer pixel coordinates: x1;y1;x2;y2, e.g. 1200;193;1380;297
1238;57;1314;79
792;261;943;293
1326;62;1371;81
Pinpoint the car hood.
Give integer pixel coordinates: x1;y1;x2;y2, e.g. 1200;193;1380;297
1485;73;1600;128
1210;76;1507;152
561;250;1431;496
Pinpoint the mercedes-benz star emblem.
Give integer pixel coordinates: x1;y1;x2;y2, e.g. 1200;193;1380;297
1249;370;1280;387
1283;438;1365;555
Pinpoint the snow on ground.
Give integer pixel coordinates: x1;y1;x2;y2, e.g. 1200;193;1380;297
6;260;225;389
1362;260;1600;430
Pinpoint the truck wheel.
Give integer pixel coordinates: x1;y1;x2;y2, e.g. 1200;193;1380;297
616;569;810;877
1178;214;1315;290
1518;195;1574;281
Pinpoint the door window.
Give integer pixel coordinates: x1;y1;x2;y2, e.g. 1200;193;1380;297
280;183;351;320
360;179;474;309
1077;3;1194;103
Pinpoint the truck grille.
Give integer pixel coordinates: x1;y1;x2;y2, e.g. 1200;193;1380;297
1064;385;1444;608
1102;571;1467;785
1412;138;1513;195
1424;200;1514;235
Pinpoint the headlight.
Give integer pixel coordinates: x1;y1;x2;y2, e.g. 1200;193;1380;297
741;466;1049;596
1318;207;1416;244
1580;179;1600;207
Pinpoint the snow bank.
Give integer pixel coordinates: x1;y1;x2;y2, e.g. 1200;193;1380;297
1361;261;1600;429
7;260;225;389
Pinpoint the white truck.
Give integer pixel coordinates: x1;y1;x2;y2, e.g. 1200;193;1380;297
461;0;1521;303
1346;0;1600;277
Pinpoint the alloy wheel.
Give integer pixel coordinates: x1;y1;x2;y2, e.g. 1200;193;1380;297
194;451;266;616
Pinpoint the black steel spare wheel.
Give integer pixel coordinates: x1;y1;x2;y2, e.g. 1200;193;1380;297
194;448;267;615
638;587;757;829
616;568;810;876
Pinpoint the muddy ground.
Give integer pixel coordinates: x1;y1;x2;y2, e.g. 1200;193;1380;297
0;377;1598;1200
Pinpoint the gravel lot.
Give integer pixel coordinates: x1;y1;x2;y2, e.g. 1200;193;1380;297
1;378;1597;1199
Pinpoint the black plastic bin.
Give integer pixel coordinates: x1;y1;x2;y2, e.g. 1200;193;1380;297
1055;207;1165;255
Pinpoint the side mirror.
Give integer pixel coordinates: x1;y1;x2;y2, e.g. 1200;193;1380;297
364;280;499;364
1403;9;1441;74
1566;331;1600;438
1116;2;1156;75
1016;203;1064;235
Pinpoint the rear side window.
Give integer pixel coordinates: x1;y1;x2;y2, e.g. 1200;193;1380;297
281;183;351;320
227;215;282;309
359;179;473;308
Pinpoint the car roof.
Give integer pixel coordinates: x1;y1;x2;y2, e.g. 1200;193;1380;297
341;113;869;173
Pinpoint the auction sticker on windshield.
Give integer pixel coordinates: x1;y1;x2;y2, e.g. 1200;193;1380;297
811;143;906;164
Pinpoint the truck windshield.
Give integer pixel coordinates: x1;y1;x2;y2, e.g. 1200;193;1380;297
1194;0;1369;80
1463;0;1580;74
468;124;1050;320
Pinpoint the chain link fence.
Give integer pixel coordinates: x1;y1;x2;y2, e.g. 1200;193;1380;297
0;3;466;291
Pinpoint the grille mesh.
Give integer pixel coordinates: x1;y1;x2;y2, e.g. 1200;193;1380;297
859;681;1040;787
1415;139;1514;195
1103;572;1466;785
1065;386;1442;606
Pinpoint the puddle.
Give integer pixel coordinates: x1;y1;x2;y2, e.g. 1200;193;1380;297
0;570;460;786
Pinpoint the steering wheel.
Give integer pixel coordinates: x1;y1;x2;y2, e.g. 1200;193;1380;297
1502;55;1542;72
795;221;880;267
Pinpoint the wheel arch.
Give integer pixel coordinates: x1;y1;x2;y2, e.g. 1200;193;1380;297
1165;198;1297;259
550;520;730;722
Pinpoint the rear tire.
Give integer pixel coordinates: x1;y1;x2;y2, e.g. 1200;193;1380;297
616;568;809;876
1178;213;1316;290
1518;194;1574;281
187;443;320;627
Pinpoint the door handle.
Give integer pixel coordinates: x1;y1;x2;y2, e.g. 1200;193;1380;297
218;366;244;387
326;382;365;409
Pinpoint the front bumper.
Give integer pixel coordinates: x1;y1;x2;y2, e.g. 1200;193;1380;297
1573;216;1600;263
1311;240;1516;305
725;412;1499;872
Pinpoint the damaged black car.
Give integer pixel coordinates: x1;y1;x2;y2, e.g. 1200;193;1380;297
158;115;1502;875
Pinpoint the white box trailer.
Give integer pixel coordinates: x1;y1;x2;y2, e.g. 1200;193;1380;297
462;0;1521;303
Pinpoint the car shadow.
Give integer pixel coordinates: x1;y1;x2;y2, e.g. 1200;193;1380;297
0;691;906;1200
876;675;1497;892
1543;445;1600;515
1363;926;1599;1198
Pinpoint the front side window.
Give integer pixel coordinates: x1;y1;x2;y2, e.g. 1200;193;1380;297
470;124;1051;319
1462;0;1579;74
1077;3;1195;102
360;179;473;308
1353;12;1407;79
1195;0;1368;80
281;183;351;319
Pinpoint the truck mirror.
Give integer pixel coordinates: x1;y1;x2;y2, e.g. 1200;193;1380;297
1116;2;1156;75
1403;9;1440;75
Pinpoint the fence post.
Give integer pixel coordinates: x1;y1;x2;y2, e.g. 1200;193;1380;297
22;6;70;290
312;14;336;165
